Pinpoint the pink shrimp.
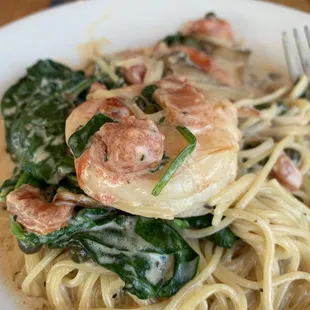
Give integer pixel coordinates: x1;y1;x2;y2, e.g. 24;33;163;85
154;76;238;137
181;15;234;43
123;64;147;84
6;185;73;235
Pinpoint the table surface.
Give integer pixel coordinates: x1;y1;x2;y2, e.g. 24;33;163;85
0;0;309;27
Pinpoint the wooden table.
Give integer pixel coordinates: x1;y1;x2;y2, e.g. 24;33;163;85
0;0;309;27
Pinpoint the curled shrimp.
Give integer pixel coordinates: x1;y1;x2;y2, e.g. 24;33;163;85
66;76;240;219
6;185;73;235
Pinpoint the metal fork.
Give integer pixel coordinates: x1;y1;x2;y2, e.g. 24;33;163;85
282;26;310;82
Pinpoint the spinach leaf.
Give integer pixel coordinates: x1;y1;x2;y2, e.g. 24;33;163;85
1;60;93;184
68;113;115;158
172;214;238;249
135;96;162;114
141;85;159;103
135;84;162;114
163;32;184;46
152;127;196;196
162;32;202;51
11;208;199;299
58;174;84;194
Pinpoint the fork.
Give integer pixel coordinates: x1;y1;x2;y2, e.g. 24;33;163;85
282;26;310;82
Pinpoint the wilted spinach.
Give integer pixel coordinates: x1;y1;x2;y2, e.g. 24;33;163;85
172;214;238;248
1;59;94;184
11;208;199;299
0;169;43;202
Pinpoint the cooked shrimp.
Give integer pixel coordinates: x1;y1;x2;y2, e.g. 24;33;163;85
65;83;146;141
181;14;234;44
271;152;302;192
75;117;165;204
110;55;164;84
123;64;147;84
177;46;236;86
89;82;107;94
66;76;240;218
6;185;73;235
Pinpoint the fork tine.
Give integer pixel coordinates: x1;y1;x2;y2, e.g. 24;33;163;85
282;31;300;81
293;28;308;74
305;26;310;49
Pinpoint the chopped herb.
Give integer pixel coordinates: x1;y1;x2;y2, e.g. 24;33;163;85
152;127;196;196
140;154;145;161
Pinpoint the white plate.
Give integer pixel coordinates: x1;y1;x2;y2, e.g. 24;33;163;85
0;0;308;308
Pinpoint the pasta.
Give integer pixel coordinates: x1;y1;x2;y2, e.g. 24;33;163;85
0;11;310;310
